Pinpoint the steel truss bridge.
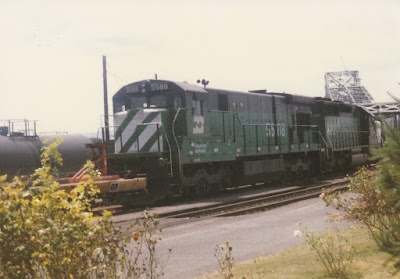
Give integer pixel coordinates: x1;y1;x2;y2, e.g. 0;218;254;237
325;70;400;129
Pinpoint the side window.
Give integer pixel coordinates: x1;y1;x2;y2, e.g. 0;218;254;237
217;94;228;111
192;99;203;116
174;95;182;109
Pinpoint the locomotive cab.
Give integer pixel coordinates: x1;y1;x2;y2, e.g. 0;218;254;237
107;80;195;202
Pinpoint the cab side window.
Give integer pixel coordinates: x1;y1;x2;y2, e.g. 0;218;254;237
192;99;203;116
174;96;182;109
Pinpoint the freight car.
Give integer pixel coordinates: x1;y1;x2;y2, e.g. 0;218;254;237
0;119;93;178
101;80;381;202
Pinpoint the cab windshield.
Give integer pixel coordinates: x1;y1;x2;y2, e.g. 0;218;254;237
149;95;167;107
131;96;147;109
130;95;167;109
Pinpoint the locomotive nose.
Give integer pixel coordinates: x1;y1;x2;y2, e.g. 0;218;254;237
114;108;165;154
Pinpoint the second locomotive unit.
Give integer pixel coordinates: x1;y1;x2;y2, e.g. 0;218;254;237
105;80;381;202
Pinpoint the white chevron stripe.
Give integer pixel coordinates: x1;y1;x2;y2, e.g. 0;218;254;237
150;140;158;153
114;110;163;153
136;124;157;151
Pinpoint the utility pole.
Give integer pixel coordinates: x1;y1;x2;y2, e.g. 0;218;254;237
103;55;110;142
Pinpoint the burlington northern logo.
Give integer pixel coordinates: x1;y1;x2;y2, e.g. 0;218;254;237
193;116;204;134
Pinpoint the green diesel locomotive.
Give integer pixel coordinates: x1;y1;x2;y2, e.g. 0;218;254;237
104;79;381;202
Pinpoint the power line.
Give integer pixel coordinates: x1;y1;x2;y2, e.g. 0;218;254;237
106;70;130;84
105;60;130;84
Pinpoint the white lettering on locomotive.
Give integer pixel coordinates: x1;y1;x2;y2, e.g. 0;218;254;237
266;123;285;137
150;83;168;91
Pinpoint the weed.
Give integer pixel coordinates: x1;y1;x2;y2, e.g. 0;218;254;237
214;242;234;278
301;226;355;278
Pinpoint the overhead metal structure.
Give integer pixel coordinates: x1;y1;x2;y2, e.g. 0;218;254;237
360;102;400;130
325;71;375;104
324;71;400;130
359;102;400;115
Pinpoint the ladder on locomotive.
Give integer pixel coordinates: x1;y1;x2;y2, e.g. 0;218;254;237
317;131;334;169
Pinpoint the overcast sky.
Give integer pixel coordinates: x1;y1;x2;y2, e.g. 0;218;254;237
1;0;399;134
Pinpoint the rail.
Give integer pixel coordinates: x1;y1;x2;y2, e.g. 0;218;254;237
110;177;351;232
160;179;349;220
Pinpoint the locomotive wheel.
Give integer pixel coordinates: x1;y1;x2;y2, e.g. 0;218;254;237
209;183;223;194
206;181;214;194
208;181;225;194
279;173;288;186
182;186;191;199
189;186;200;199
296;167;304;182
195;179;208;197
337;157;345;171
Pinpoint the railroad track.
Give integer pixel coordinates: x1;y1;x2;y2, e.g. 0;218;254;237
113;177;350;234
93;171;351;216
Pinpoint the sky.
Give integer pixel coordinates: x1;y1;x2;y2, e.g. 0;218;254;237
1;0;399;134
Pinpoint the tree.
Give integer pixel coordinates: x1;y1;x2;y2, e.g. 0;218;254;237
371;121;400;259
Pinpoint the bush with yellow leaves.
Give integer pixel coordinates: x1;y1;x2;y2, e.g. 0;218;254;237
0;137;166;279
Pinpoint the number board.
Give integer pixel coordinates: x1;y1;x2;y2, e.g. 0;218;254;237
125;82;169;94
150;82;169;91
125;84;140;93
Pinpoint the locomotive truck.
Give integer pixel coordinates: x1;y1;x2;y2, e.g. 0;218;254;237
96;79;381;203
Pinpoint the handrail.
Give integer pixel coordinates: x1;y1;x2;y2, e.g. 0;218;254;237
228;112;319;152
326;130;369;149
212;111;347;154
172;108;186;194
0;119;38;137
316;130;332;160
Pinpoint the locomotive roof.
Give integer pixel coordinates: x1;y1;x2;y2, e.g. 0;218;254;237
205;87;318;105
113;79;352;107
174;81;208;94
115;79;286;97
114;80;207;95
205;87;286;99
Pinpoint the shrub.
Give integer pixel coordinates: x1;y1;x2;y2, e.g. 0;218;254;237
323;165;400;265
321;122;400;267
323;167;400;243
301;226;355;278
0;137;166;278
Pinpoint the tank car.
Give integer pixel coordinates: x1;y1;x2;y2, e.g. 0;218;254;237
104;80;381;202
0;119;93;178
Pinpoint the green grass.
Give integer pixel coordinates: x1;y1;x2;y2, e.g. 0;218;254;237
198;226;398;279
